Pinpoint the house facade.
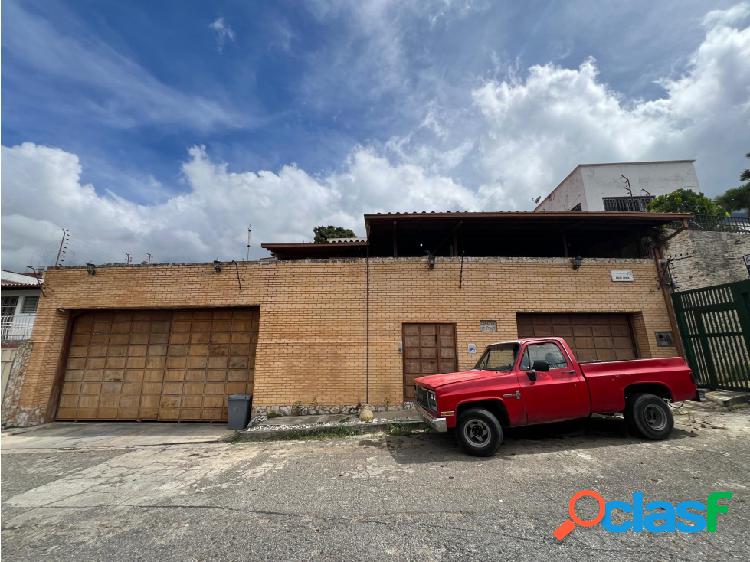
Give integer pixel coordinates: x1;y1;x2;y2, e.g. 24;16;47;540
2;270;43;399
4;211;689;427
535;161;699;212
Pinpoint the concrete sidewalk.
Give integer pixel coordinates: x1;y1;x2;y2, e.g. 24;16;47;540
2;422;234;451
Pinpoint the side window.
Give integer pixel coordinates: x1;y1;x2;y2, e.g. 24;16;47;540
21;296;39;314
520;349;530;370
526;343;568;369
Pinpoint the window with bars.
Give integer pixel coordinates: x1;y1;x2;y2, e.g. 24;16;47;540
21;296;39;314
1;296;18;317
602;196;655;212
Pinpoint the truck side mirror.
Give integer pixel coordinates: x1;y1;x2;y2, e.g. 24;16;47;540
526;370;537;382
532;360;550;372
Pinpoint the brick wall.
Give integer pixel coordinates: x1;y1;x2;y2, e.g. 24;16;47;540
664;230;750;291
13;257;676;424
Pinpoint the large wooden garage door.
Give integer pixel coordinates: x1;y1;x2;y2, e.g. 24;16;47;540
57;308;259;421
516;313;636;362
402;323;457;400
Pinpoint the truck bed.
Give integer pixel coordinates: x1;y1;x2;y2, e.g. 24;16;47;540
580;357;696;413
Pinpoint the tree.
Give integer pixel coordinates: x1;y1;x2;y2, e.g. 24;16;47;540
313;225;356;243
647;188;725;220
715;152;750;216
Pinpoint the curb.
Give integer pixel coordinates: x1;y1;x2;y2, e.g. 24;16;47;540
704;390;750;408
230;420;427;442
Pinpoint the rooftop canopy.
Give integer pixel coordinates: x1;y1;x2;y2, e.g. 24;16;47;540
262;211;690;260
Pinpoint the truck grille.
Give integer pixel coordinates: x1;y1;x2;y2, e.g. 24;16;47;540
415;385;436;411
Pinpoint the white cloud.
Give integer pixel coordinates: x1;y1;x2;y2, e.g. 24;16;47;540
1;142;482;269
2;4;749;270
209;17;236;52
703;2;750;28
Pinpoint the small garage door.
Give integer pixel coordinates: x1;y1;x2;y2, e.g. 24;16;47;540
402;323;457;400
517;313;636;362
57;308;258;421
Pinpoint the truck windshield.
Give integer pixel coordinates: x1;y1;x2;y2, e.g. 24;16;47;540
475;344;518;371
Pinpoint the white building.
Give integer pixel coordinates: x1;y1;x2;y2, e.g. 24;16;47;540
535;160;699;212
2;270;43;342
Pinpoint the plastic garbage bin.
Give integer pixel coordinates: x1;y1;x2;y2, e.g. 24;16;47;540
227;394;252;429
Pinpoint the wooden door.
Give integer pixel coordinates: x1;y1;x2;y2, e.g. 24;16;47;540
402;323;457;400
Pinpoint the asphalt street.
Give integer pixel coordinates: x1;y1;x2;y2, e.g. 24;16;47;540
2;403;748;561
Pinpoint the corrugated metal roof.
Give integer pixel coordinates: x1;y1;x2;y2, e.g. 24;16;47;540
364;210;691;221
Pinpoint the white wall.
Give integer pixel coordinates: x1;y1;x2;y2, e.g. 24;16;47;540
535;161;699;212
582;161;699;211
536;168;586;211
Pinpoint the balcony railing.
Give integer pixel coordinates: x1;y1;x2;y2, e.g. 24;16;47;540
669;215;750;233
1;315;35;342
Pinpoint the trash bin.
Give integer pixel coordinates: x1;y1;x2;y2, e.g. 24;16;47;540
227;394;252;430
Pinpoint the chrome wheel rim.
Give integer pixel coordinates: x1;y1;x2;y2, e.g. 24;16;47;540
463;419;491;447
643;404;667;431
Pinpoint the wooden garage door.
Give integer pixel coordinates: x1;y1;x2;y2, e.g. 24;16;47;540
402;323;457;400
516;313;636;362
57;308;258;421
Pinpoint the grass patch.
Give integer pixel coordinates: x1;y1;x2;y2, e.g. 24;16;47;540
387;422;427;436
271;426;363;441
266;411;283;419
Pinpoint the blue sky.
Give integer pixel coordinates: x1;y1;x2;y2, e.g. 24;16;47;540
2;0;750;268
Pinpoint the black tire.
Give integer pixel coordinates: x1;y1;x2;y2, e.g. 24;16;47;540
626;394;673;440
456;409;503;456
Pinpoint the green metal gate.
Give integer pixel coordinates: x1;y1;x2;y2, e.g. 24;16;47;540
672;280;750;391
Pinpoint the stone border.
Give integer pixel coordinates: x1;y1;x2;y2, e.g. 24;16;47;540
250;402;414;426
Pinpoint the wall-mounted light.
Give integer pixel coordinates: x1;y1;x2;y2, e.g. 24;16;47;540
86;263;96;275
571;256;582;270
213;260;222;273
427;252;436;270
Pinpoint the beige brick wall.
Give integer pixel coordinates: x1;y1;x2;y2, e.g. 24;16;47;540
15;257;676;424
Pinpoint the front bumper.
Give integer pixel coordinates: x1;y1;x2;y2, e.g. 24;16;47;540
415;403;447;433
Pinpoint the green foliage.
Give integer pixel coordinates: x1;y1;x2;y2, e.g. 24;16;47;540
647;188;725;219
716;152;750;214
716;185;750;213
313;225;356;243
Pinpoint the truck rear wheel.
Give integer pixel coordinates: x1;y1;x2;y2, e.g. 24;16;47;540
626;394;673;440
457;409;503;456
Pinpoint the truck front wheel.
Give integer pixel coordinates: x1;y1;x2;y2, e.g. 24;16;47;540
626;394;673;440
457;409;503;456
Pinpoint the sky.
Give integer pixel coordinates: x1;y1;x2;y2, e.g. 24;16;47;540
2;0;749;270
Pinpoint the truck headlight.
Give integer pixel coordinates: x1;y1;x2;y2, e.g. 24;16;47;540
427;390;437;411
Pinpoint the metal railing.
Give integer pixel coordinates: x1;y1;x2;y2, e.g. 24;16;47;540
673;215;750;233
1;315;36;342
603;196;655;212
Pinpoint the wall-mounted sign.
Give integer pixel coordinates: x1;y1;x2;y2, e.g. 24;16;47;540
480;319;497;332
655;331;674;347
611;269;635;282
468;343;477;354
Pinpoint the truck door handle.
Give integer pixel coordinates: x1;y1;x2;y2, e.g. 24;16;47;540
563;370;576;374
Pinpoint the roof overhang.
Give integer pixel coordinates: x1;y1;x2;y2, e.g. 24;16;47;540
261;241;368;260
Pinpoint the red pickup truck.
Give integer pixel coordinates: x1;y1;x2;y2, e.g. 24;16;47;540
414;337;698;456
